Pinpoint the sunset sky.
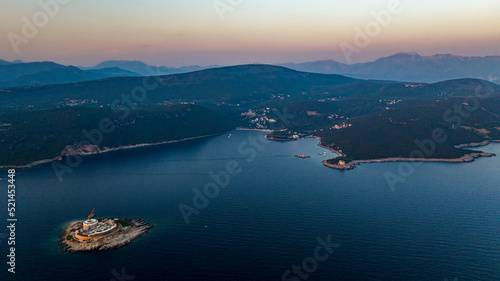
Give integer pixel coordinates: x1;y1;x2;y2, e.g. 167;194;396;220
1;0;499;67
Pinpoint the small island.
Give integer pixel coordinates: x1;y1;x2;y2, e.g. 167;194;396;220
59;209;153;252
295;154;311;158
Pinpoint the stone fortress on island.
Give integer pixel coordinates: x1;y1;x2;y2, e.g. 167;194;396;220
59;209;153;252
73;208;119;241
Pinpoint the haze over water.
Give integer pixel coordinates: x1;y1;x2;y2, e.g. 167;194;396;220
1;130;499;281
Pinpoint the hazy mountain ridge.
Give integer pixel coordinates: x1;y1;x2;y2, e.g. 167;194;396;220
89;60;219;76
0;59;219;87
87;67;140;77
0;61;68;82
3;52;498;88
0;61;140;87
280;53;500;83
0;59;13;65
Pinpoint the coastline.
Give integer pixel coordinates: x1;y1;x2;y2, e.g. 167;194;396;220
3;130;498;171
322;152;496;170
315;137;499;171
304;135;345;157
236;127;273;132
317;140;345;157
454;140;492;149
281;134;499;166
0;132;227;169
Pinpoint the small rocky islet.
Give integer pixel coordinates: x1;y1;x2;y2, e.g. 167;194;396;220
59;210;153;252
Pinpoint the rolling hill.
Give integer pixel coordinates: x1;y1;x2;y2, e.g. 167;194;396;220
0;64;361;110
312;78;500;99
260;96;500;161
0;61;69;82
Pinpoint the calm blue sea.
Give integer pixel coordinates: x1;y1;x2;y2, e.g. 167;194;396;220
1;130;499;281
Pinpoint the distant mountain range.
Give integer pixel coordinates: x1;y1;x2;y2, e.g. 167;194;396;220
280;52;500;83
0;61;140;87
2;53;498;88
84;60;219;76
0;59;218;87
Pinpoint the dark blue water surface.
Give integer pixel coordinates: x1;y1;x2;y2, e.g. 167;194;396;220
1;130;499;281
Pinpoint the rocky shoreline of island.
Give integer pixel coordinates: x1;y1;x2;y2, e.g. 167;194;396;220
313;137;498;171
295;154;311;158
0;132;227;169
322;152;496;171
59;218;153;252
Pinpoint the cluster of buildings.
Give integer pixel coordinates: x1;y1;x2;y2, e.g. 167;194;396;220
241;108;277;129
328;114;345;120
61;99;99;107
404;84;426;88
331;123;352;130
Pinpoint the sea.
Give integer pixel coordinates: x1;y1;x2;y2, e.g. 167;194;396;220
1;130;499;281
